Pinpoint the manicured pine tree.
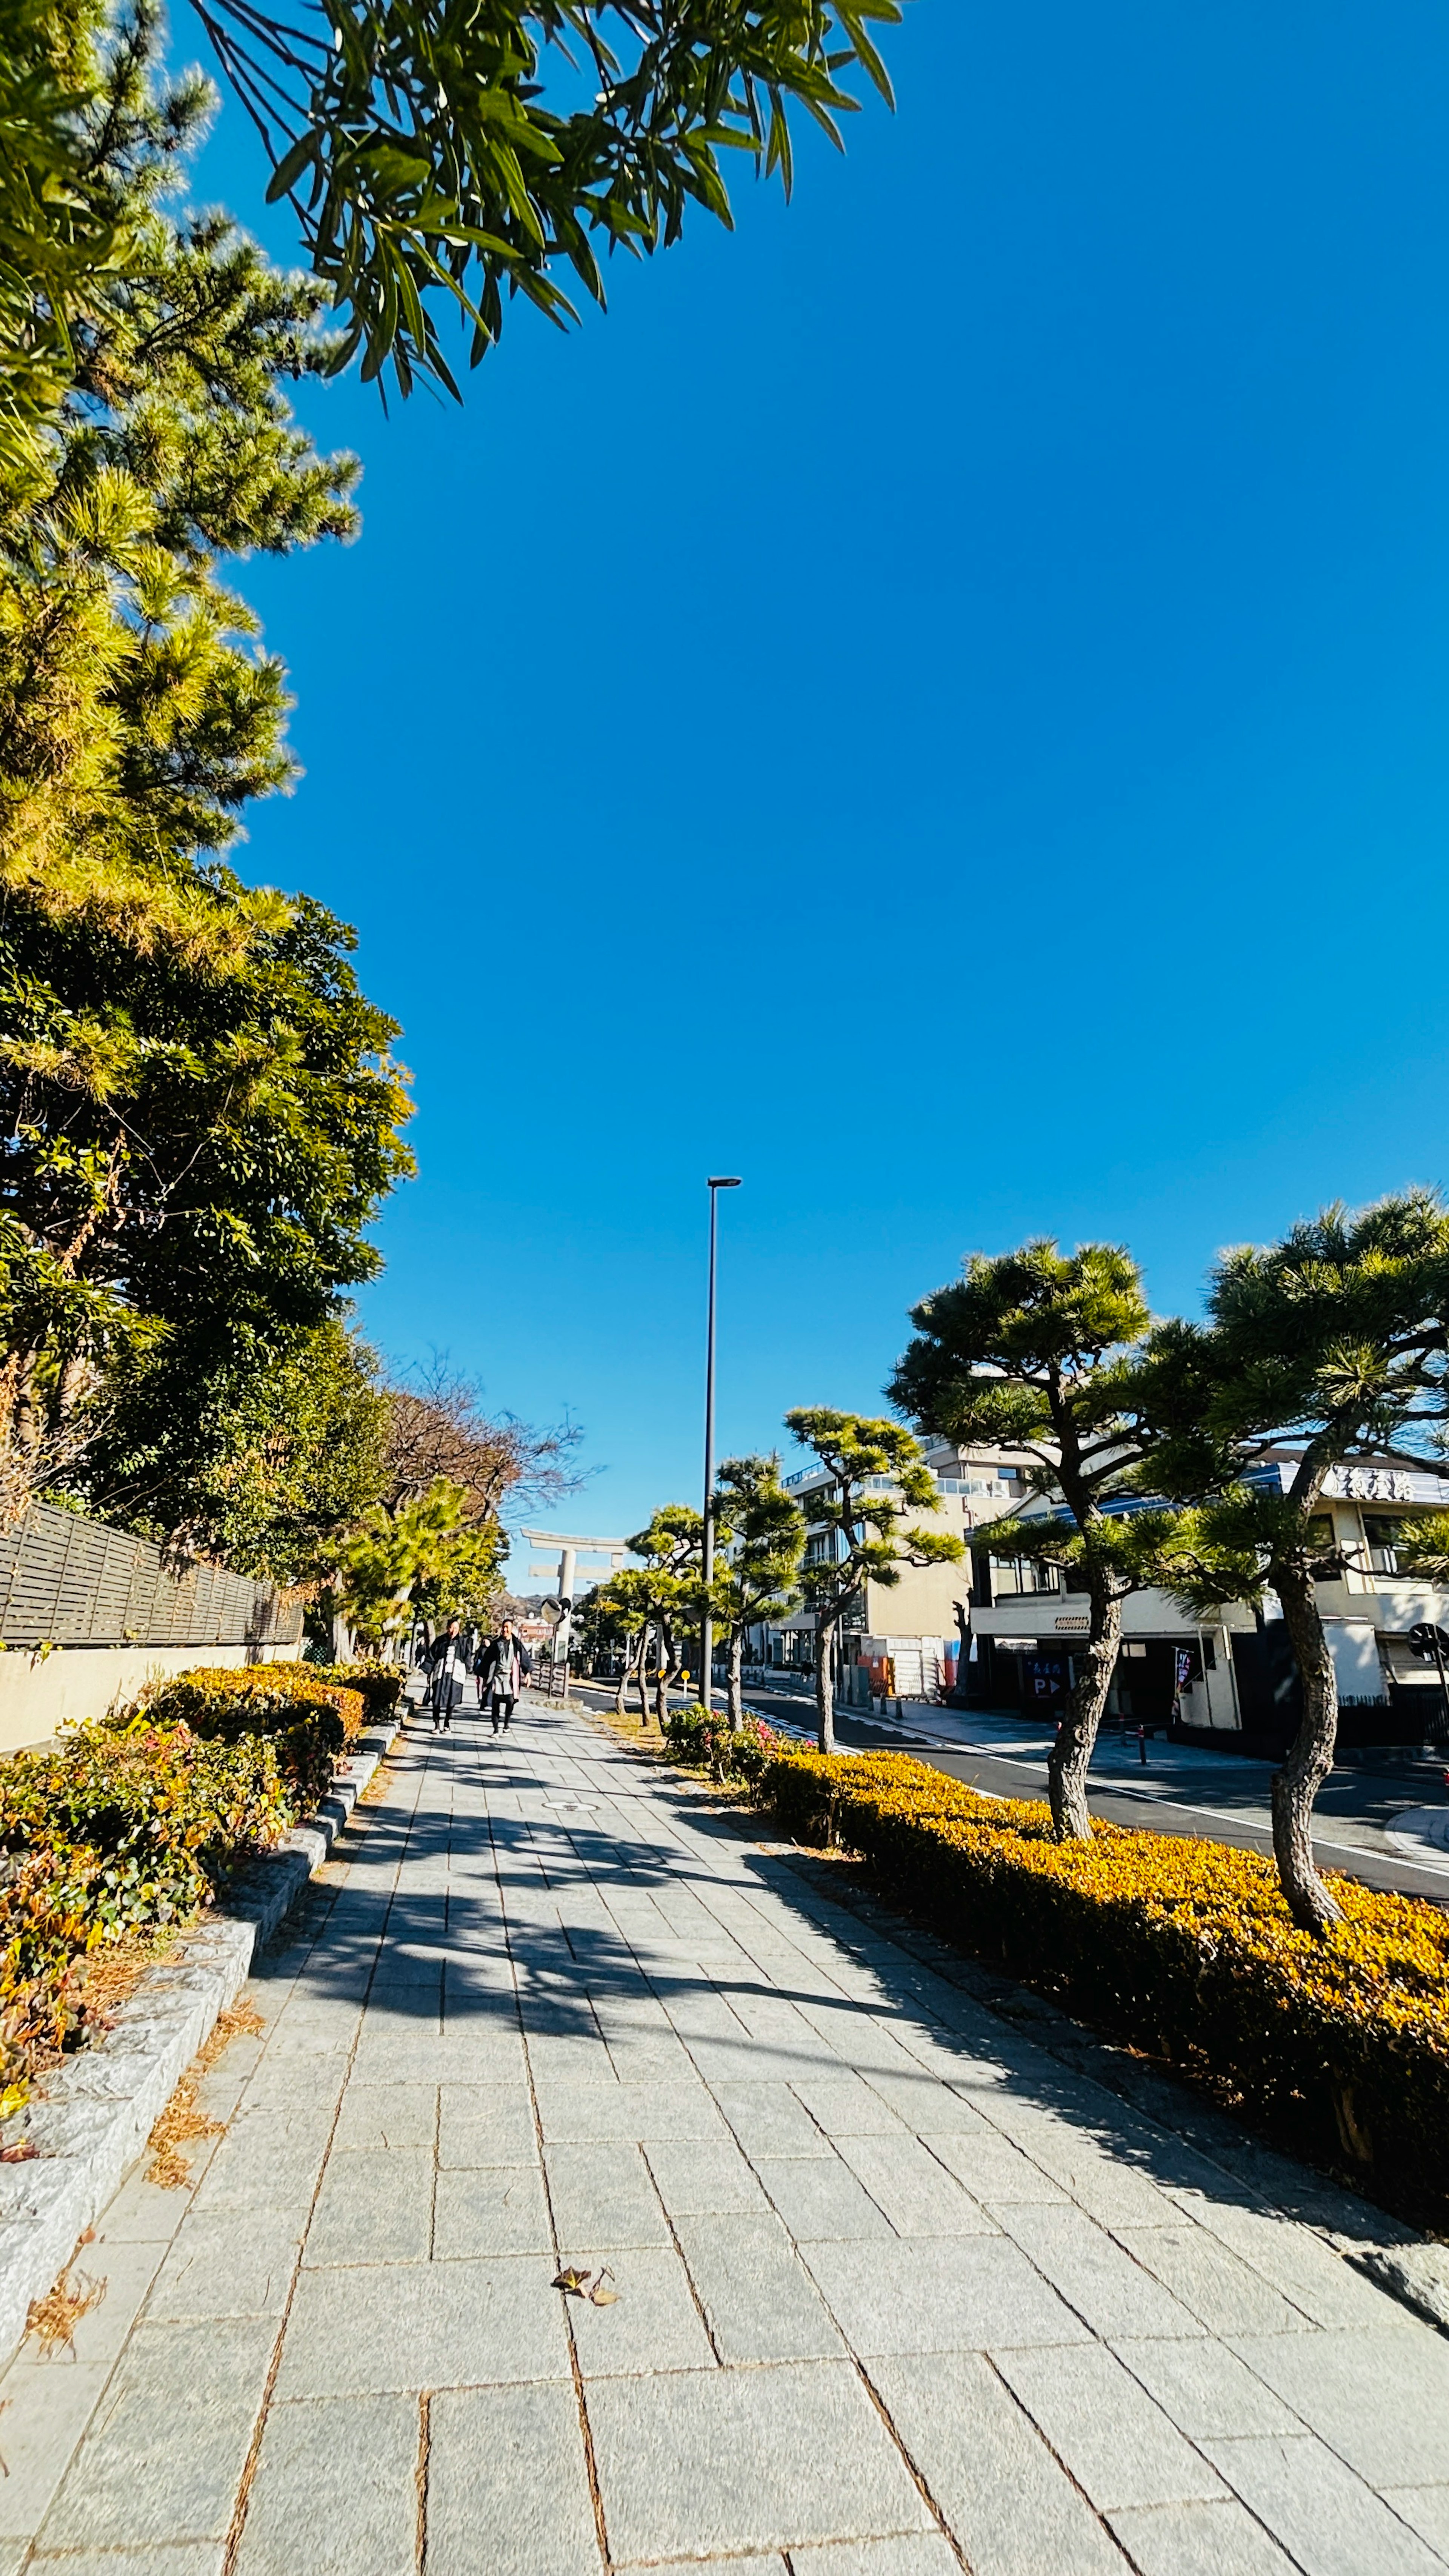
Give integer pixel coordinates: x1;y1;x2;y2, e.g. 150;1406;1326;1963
711;1456;805;1730
783;1410;962;1756
889;1242;1174;1840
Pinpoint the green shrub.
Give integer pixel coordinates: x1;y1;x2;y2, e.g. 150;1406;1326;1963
136;1665;359;1799
757;1747;1449;2228
311;1660;405;1723
663;1707;781;1789
0;1718;302;2110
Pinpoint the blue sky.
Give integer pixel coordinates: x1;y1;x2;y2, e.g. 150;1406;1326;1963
192;0;1449;1576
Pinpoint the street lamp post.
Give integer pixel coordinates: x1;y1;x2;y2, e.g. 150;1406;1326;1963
701;1176;741;1712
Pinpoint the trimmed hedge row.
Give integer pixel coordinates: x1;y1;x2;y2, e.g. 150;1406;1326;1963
755;1749;1449;2225
142;1662;366;1747
0;1653;401;2118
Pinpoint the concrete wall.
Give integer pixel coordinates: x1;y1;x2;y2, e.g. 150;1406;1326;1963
0;1640;297;1756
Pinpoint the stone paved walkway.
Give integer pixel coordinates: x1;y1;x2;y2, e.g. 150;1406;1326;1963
5;1698;1449;2573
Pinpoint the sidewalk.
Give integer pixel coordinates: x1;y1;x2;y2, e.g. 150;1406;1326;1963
4;1697;1449;2571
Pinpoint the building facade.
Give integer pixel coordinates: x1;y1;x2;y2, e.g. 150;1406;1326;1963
744;1443;1449;1748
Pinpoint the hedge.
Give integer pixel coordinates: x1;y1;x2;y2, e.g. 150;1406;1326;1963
141;1662;366;1745
751;1749;1449;2227
314;1661;406;1723
0;1715;305;2115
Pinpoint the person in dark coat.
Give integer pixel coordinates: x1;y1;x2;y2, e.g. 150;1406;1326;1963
476;1621;532;1734
423;1618;469;1732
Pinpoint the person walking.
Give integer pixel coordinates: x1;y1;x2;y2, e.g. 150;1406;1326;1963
477;1619;532;1735
424;1618;469;1733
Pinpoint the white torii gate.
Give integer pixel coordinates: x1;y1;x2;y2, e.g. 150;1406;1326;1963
521;1528;633;1674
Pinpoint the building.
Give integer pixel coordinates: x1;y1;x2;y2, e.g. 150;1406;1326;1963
966;1454;1449;1748
743;1442;1028;1705
744;1438;1449;1749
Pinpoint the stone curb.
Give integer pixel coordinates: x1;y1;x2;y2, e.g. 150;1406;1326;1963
0;1719;401;2367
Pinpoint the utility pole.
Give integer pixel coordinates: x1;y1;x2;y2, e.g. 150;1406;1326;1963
701;1176;741;1710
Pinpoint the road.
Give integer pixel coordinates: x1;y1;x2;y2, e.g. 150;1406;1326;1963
569;1679;1449;1906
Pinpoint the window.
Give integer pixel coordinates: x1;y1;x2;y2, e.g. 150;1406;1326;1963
1364;1516;1401;1576
989;1555;1061;1598
804;1530;839;1567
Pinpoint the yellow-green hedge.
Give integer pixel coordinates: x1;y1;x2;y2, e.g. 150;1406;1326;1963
140;1663;366;1747
760;1749;1449;2224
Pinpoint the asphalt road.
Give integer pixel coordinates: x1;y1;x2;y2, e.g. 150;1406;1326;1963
567;1677;1449;1907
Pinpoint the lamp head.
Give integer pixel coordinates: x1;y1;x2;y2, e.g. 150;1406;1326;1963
708;1176;743;1189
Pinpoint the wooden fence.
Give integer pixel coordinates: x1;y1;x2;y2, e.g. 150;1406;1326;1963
0;1503;303;1651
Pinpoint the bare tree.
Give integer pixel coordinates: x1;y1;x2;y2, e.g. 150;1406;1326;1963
382;1356;586;1529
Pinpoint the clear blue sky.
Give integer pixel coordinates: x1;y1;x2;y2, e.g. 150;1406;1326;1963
193;0;1449;1576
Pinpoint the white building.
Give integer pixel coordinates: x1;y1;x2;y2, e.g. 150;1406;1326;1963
968;1455;1449;1747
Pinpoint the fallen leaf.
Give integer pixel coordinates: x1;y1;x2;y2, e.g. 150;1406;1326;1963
588;2270;619;2308
552;2267;591;2296
0;2143;36;2165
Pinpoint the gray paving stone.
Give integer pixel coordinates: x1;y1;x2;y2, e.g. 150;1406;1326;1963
1106;2498;1299;2574
437;2083;538;2167
1229;2326;1449;2487
1383;2485;1449;2559
536;2079;727;2144
1112;2338;1301;2441
38;2316;276;2551
234;2392;418;2574
31;2548;223;2574
637;2561;782;2574
752;2152;897;2242
860;2068;998;2131
304;2145;434;2265
714;2081;834;2156
427;2380;600;2574
980;2112;1183;2228
675;2214;846;2361
545;2141;670;2248
93;2157;209;2244
643;2135;769;2215
147;2207;301;2319
331;2081;437;2150
588;2358;934;2562
791;2075;910;2137
1174;2195;1401;2328
835;2133;997;2237
869;2351;1126;2575
920;2127;1069;2206
435;2164;552;2258
1111;2224;1310;2338
1000;2205;1206;2339
0;2359;107;2545
801;2235;1091;2355
790;2540;967;2573
993;2345;1226;2511
191;2103;335;2216
567;2242;716;2375
525;2032;620;2086
274;2256;571;2396
1204;2433;1448;2576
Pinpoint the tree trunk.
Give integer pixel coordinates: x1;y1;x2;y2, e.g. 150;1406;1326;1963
727;1628;744;1731
1270;1555;1345;1935
655;1621;677;1729
635;1625;652;1728
815;1613;837;1756
1046;1576;1120;1839
615;1639;633;1721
